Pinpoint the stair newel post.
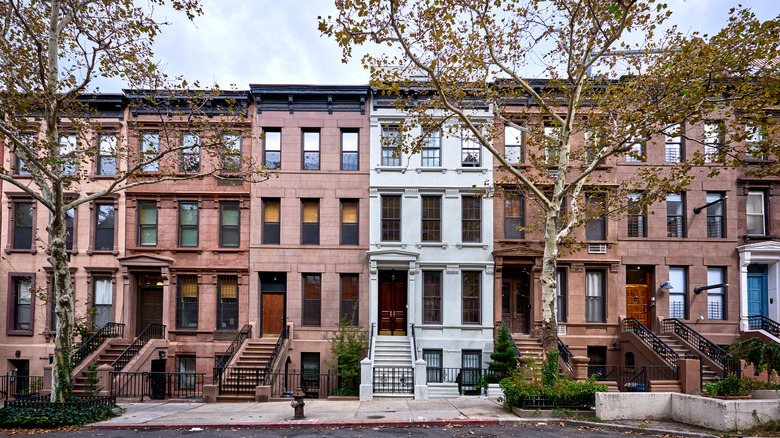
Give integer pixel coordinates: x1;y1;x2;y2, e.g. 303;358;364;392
414;358;428;400
96;364;114;397
359;357;373;401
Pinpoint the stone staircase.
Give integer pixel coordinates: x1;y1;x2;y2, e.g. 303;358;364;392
372;336;413;398
73;339;131;396
656;334;719;385
216;339;276;402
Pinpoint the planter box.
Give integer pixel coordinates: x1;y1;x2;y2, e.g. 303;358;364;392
326;395;359;401
486;383;502;399
752;390;780;400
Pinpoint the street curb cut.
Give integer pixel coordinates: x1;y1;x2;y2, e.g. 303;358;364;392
561;419;719;438
88;418;500;430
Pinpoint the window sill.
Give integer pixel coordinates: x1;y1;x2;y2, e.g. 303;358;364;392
88;174;117;180
415;242;447;249
169;330;205;335
456;243;488;250
375;166;404;173
212;247;244;253
415;167;446;174
172;248;202;253
87;249;120;256
456;168;487;175
498;238;528;243
5;248;36;255
6;330;34;336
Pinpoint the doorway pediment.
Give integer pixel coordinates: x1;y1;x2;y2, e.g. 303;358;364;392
118;254;174;267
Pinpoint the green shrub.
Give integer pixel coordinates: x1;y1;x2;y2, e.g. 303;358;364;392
0;402;121;427
499;370;607;408
487;324;518;374
83;360;103;397
702;375;780;397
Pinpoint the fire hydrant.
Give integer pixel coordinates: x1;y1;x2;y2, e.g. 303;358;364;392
290;386;306;419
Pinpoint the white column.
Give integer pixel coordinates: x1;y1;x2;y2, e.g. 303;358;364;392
360;357;373;401
414;358;428;400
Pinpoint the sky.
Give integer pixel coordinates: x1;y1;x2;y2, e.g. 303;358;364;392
95;0;779;91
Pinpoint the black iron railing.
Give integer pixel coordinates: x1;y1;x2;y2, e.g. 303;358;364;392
410;323;418;362
368;323;375;359
662;318;740;377
623;318;679;367
516;395;594;409
267;370;359;398
748;315;780;337
111;323;166;371
0;375;44;401
373;367;414;394
213;324;252;384
214;367;263;396
72;322;125;367
558;337;574;375
425;367;507;395
262;325;290;385
496;320;521;358
587;365;678;392
4;394;115;408
111;371;204;400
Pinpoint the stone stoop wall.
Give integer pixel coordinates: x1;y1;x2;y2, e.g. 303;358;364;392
596;392;780;431
428;383;460;398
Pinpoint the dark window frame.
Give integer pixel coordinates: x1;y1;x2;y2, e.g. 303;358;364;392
461;196;481;243
706;266;726;320
92;275;114;329
340;199;359;246
423;349;443;383
668;266;688;320
301;199;320;245
585;269;605;323
627;193;647;238
556;269;567;323
10;200;34;251
219;201;241;248
176;274;199;330
666;193;685;238
462;271;481;325
504;195;525;239
340;273;359;326
220;133;242;173
302;273;321;327
422;127;441;167
91;201;117;254
461;136;481;167
139;131;160;173
180;133;201;173
137;200;158;247
302;129;321;171
585;194;606;241
706;192;725;239
341;129;359;171
423;271;442;324
97;134;117;176
262;198;281;245
217;275;239;331
664;124;684;163
6;273;35;335
263;128;282;170
421;195;442;242
746;190;767;236
381;125;401;166
381;195;401;242
178;201;199;248
504;125;524;164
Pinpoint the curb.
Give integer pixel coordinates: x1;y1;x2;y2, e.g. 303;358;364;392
88;418;500;430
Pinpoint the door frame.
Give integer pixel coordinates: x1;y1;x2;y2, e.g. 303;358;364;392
378;270;407;336
625;266;652;327
501;269;531;334
259;272;287;337
135;273;164;336
747;264;769;317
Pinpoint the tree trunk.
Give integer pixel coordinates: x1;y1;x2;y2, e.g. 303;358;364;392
538;203;560;358
49;205;75;402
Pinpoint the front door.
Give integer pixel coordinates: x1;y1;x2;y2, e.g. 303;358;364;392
747;264;768;316
137;277;163;336
626;267;651;327
379;271;407;335
260;273;286;337
501;270;531;334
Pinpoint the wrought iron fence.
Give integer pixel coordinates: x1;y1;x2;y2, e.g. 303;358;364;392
111;323;166;371
214;367;264;396
111;371;204;400
623;318;679;367
515;395;594;410
748;315;780;337
262;324;290;385
0;375;44;401
425;368;507;395
4;394;115;408
72;322;125;367
267;370;359;398
213;324;252;384
587;365;678;392
662;318;740;377
373;367;414;394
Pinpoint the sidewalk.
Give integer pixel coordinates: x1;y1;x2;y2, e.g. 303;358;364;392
89;397;720;436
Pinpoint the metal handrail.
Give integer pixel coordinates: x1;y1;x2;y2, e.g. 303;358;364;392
214;324;252;370
262;325;290;385
557;337;574;375
368;323;375;361
623;318;679;367
748;314;780;337
111;323;166;371
72;322;125;366
496;321;521;358
410;323;418;363
662;318;739;377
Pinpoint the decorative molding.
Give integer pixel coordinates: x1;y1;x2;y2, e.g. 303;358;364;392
370;260;378;275
409;262;418;276
485;266;495;275
445;189;459;198
446;265;459;274
571;264;584;272
369;188;378;197
404;188;418;198
609;263;620;273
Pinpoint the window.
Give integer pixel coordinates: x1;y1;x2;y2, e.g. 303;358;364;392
421;196;441;242
461;196;481;243
341;130;359;170
93;277;112;329
746;124;767;160
666;194;685;238
585;195;605;241
301;352;320;391
746;191;766;235
585;270;605;323
707;267;725;320
14;134;33;175
381;125;400;166
461;350;482;391
262;199;280;245
301;200;320;245
664;124;683;163
59;135;77;175
556;269;566;323
178;202;199;247
626;140;645;163
180;133;200;173
64;208;74;251
423;271;442;324
462;271;481;324
423;350;443;383
302;130;320;170
176;275;198;329
668;267;687;319
627;193;646;238
9;276;33;333
504;126;523;164
461;135;481;167
584;129;600;164
340;200;358;245
263;129;281;169
219;202;240;248
217;275;238;330
95;204;115;251
704;122;723;163
220;133;241;172
97;135;117;176
706;192;724;238
504;195;524;239
178;355;196;390
544;126;559;163
302;274;321;326
422;127;441;167
140;132;159;172
340;274;358;326
13;202;33;250
137;201;158;246
381;195;401;241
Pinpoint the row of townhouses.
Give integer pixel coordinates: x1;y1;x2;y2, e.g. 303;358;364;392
1;85;778;400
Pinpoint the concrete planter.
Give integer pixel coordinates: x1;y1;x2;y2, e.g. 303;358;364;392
326;395;359;401
486;383;502;399
752;390;780;399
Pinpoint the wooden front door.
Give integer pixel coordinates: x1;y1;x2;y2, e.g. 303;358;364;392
501;270;531;334
626;266;651;327
379;271;407;335
137;287;163;336
262;294;285;336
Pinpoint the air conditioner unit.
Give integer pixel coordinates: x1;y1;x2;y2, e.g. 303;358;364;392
557;325;567;336
588;243;607;254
